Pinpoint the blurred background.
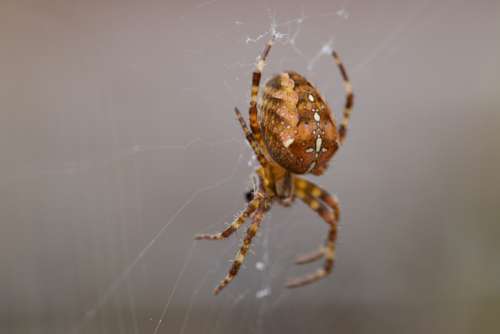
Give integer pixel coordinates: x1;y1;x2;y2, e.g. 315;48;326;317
1;0;499;333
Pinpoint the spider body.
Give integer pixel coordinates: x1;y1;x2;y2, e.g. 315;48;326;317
259;71;339;176
195;38;354;295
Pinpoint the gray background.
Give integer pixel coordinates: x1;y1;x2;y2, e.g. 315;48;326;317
1;0;499;333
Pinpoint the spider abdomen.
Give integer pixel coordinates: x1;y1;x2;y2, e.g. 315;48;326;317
259;71;339;175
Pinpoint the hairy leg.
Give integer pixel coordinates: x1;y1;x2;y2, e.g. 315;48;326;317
214;204;266;294
234;107;269;169
248;38;274;147
195;193;264;240
287;179;340;288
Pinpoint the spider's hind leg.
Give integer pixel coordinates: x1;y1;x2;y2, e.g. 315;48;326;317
331;50;354;144
234;107;269;169
294;248;325;265
293;178;340;265
286;178;340;288
248;38;274;148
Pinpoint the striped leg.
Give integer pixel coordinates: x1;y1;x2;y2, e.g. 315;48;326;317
294;178;340;219
213;205;266;295
332;51;354;144
286;180;339;288
249;38;274;147
195;193;264;240
234;107;268;169
293;177;340;265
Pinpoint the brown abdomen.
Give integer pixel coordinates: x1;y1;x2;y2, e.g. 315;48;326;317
259;71;339;175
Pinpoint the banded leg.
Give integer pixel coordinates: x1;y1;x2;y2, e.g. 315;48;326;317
213;205;266;295
286;182;339;288
293;177;340;265
248;38;274;147
234;107;268;169
195;193;264;240
332;51;354;144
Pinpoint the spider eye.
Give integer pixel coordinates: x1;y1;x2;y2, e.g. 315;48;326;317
244;190;254;202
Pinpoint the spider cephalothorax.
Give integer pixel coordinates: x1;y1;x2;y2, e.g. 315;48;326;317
195;37;354;295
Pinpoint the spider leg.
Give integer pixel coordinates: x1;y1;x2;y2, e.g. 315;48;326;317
294;178;340;222
293;178;340;265
213;203;266;295
234;107;268;169
331;51;354;144
286;179;340;288
294;248;325;265
195;192;264;240
248;38;274;147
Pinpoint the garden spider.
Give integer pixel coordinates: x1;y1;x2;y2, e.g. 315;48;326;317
195;37;354;295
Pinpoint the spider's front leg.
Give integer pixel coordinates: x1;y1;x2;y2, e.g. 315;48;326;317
213;202;267;295
286;177;340;288
195;192;264;240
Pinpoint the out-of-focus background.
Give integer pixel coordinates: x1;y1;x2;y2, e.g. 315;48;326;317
1;0;499;333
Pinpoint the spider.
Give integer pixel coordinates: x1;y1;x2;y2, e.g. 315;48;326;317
195;37;354;295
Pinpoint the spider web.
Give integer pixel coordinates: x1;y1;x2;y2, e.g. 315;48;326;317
60;4;349;332
67;2;422;333
5;0;499;333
